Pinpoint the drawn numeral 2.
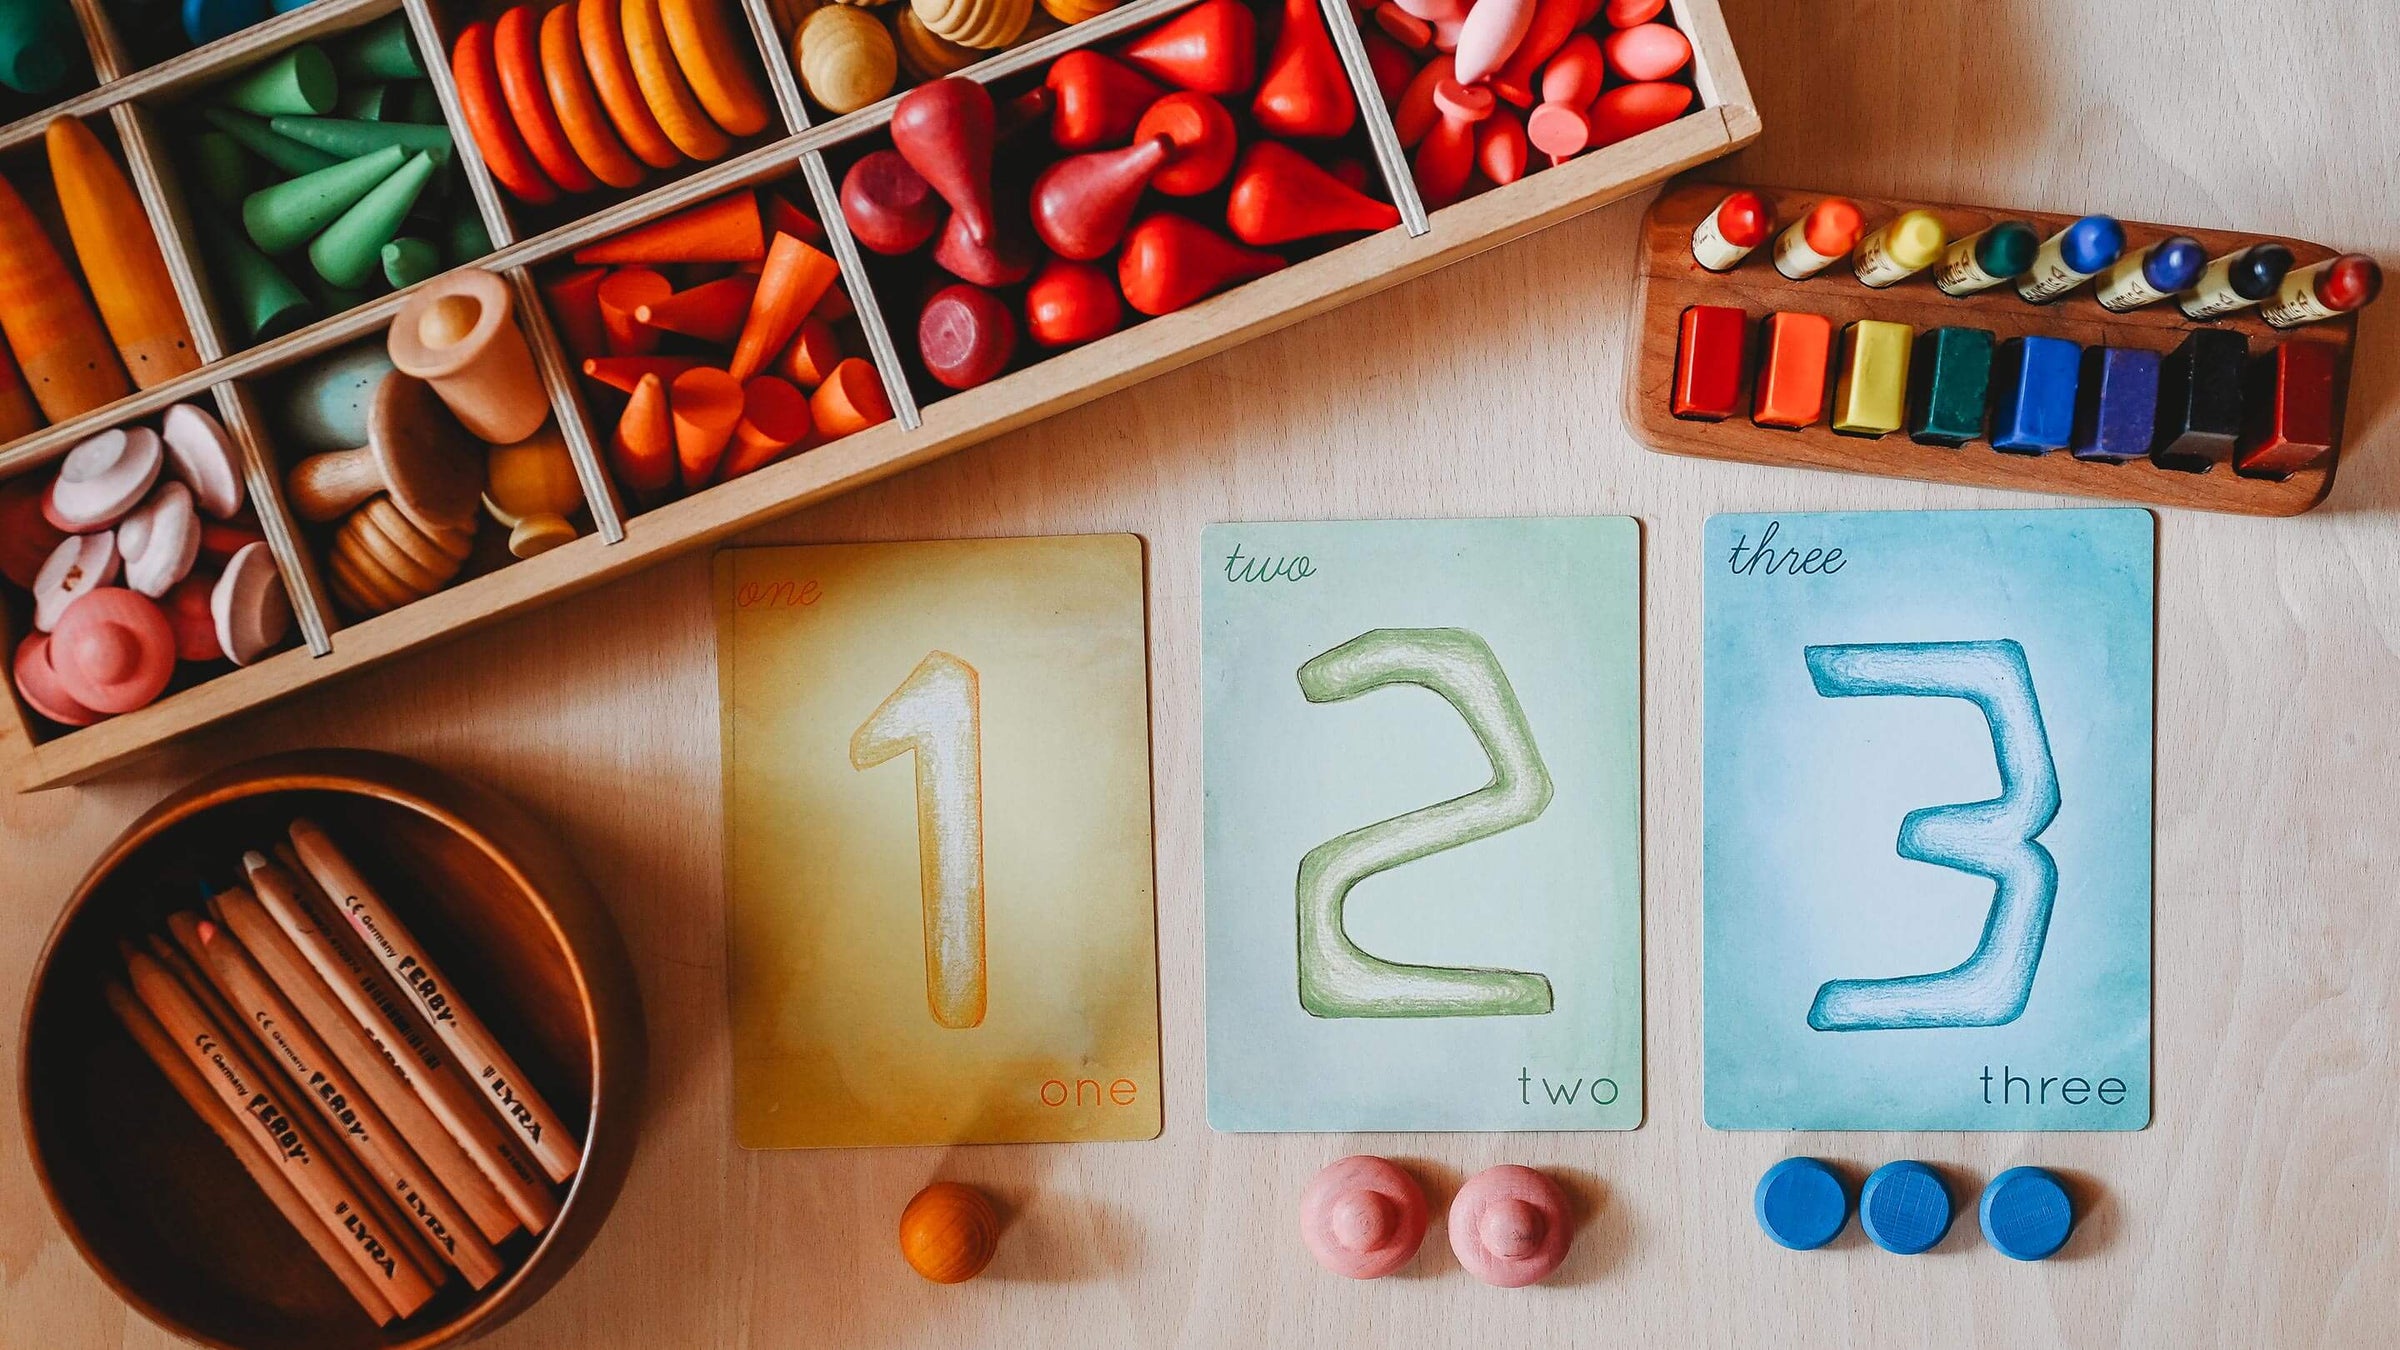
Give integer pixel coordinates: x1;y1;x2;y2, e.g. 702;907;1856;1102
1294;628;1557;1019
1803;639;2061;1032
852;650;987;1029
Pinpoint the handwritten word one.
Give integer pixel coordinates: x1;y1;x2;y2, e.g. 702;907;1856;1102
736;578;823;609
1726;520;1846;576
1223;545;1315;583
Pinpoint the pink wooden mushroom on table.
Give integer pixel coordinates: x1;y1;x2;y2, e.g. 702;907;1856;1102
1447;1164;1572;1287
1300;1156;1426;1279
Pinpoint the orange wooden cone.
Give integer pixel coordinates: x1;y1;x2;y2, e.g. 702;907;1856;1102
764;190;825;248
670;365;741;489
721;375;810;479
1225;141;1399;244
572;191;763;264
810;357;891;437
610;371;674;492
596;266;671;355
811;283;853;324
633;272;757;344
772;317;841;389
539;266;611;361
583;353;701;393
729;232;839;382
0;171;128;422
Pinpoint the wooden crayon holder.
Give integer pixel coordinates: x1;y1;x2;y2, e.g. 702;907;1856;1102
0;0;1757;790
1626;182;2360;514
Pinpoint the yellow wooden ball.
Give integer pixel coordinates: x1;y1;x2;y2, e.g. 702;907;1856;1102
898;1182;999;1283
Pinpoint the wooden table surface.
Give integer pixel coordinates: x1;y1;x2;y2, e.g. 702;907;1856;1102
6;1;2398;1345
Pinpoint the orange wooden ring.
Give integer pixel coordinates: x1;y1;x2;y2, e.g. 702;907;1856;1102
621;0;732;161
540;2;648;189
495;5;601;194
658;0;773;138
453;19;561;204
579;0;684;170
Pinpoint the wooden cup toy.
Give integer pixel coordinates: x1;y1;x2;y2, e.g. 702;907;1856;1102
1299;1155;1427;1279
1447;1164;1572;1287
898;1181;999;1283
387;269;551;446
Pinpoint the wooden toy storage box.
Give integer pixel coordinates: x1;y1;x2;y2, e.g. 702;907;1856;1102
0;0;1758;789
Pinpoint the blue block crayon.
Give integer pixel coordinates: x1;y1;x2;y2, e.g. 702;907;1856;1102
1860;1161;1953;1256
2072;347;2162;461
2095;235;2206;312
1979;1167;2075;1262
2016;215;2125;303
1989;335;2081;453
1755;1157;1850;1251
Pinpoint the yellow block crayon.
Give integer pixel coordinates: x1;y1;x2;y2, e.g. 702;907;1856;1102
1832;320;1912;436
47;116;199;389
0;169;128;422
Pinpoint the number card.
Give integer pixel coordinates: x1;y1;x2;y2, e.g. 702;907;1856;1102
1703;509;2154;1131
1203;518;1642;1132
718;536;1162;1148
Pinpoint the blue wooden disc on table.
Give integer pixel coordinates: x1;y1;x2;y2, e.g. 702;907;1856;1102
1754;1157;1848;1251
1979;1166;2074;1261
1859;1160;1952;1255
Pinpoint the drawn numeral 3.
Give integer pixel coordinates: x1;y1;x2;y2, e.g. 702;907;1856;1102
852;651;987;1029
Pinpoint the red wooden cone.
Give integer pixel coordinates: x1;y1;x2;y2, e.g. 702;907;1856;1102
610;373;674;494
1412;78;1491;209
1117;212;1282;316
1025;257;1122;348
1136;91;1237;196
671;366;743;490
539;266;609;361
634;273;759;345
1225;141;1399;245
931;206;1035;287
891;78;998;246
764;191;826;248
1032;135;1171;261
573;193;765;264
918;283;1016;390
840;149;943;256
1120;0;1258;96
583;354;703;394
1044;50;1167;151
731;233;841;383
1253;0;1355;138
721;375;812;479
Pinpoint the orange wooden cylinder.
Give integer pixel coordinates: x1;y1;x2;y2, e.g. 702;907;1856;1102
46;117;198;391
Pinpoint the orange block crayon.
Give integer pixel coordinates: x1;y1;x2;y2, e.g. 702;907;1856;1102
810;356;891;437
610;371;674;492
670;365;740;489
573;192;763;264
773;317;841;389
721;374;810;479
583;353;702;393
47;118;198;391
596;266;671;354
634;272;758;344
729;233;839;382
539;265;610;360
0;171;129;422
0;335;40;441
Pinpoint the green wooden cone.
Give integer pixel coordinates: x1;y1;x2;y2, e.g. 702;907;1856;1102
399;80;442;123
242;143;403;254
309;149;434;288
381;236;440;289
338;80;388;120
335;13;420;80
203;106;339;176
191;130;250;211
445;206;491;266
268;115;450;164
306;267;377;312
216;44;337;117
202;221;315;342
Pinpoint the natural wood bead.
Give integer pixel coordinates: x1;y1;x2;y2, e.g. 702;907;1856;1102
895;7;979;80
796;6;897;114
916;0;1033;49
898;1182;998;1284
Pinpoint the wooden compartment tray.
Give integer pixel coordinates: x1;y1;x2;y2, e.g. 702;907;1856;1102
0;0;1758;790
1627;182;2359;514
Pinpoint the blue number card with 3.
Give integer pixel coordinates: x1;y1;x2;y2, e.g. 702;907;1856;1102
1704;508;2153;1131
1203;517;1642;1133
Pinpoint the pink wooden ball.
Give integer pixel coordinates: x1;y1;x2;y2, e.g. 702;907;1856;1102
1300;1156;1426;1279
1447;1164;1571;1287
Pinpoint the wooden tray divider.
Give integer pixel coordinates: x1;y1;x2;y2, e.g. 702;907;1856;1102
61;0;125;82
797;146;922;431
1316;0;1426;237
98;0;400;106
505;265;628;541
210;379;339;654
106;99;229;364
732;0;811;134
401;0;521;250
1669;0;1753;124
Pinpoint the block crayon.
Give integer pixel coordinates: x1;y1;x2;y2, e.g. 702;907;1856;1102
0;171;131;421
2150;329;2246;471
1831;319;1911;436
46;117;201;389
1670;303;1745;420
1751;310;1831;430
2236;340;2339;477
1905;325;1992;446
2070;346;2161;462
1986;335;2079;454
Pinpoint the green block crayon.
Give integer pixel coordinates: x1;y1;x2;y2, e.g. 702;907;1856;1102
338;80;388;120
242;143;403;254
335;12;421;80
191;130;252;211
216;44;337;117
202;220;315;342
203;106;338;176
445;206;491;266
268;115;450;164
381;236;440;289
309;149;434;288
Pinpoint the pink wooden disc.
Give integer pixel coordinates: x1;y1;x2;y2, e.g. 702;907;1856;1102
12;632;101;726
32;531;120;632
212;541;291;667
44;427;163;532
1447;1164;1571;1287
1300;1156;1427;1279
47;587;174;714
119;482;201;599
162;402;247;520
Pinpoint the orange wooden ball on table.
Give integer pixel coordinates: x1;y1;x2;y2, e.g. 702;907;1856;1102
899;1182;999;1284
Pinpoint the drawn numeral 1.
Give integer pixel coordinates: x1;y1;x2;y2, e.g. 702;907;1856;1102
1803;639;2061;1032
851;650;987;1029
1294;627;1557;1019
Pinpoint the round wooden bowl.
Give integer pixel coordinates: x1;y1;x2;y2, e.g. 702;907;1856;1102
19;750;645;1350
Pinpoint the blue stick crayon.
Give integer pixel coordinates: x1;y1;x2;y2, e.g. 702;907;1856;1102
2095;235;2206;312
2015;215;2125;303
